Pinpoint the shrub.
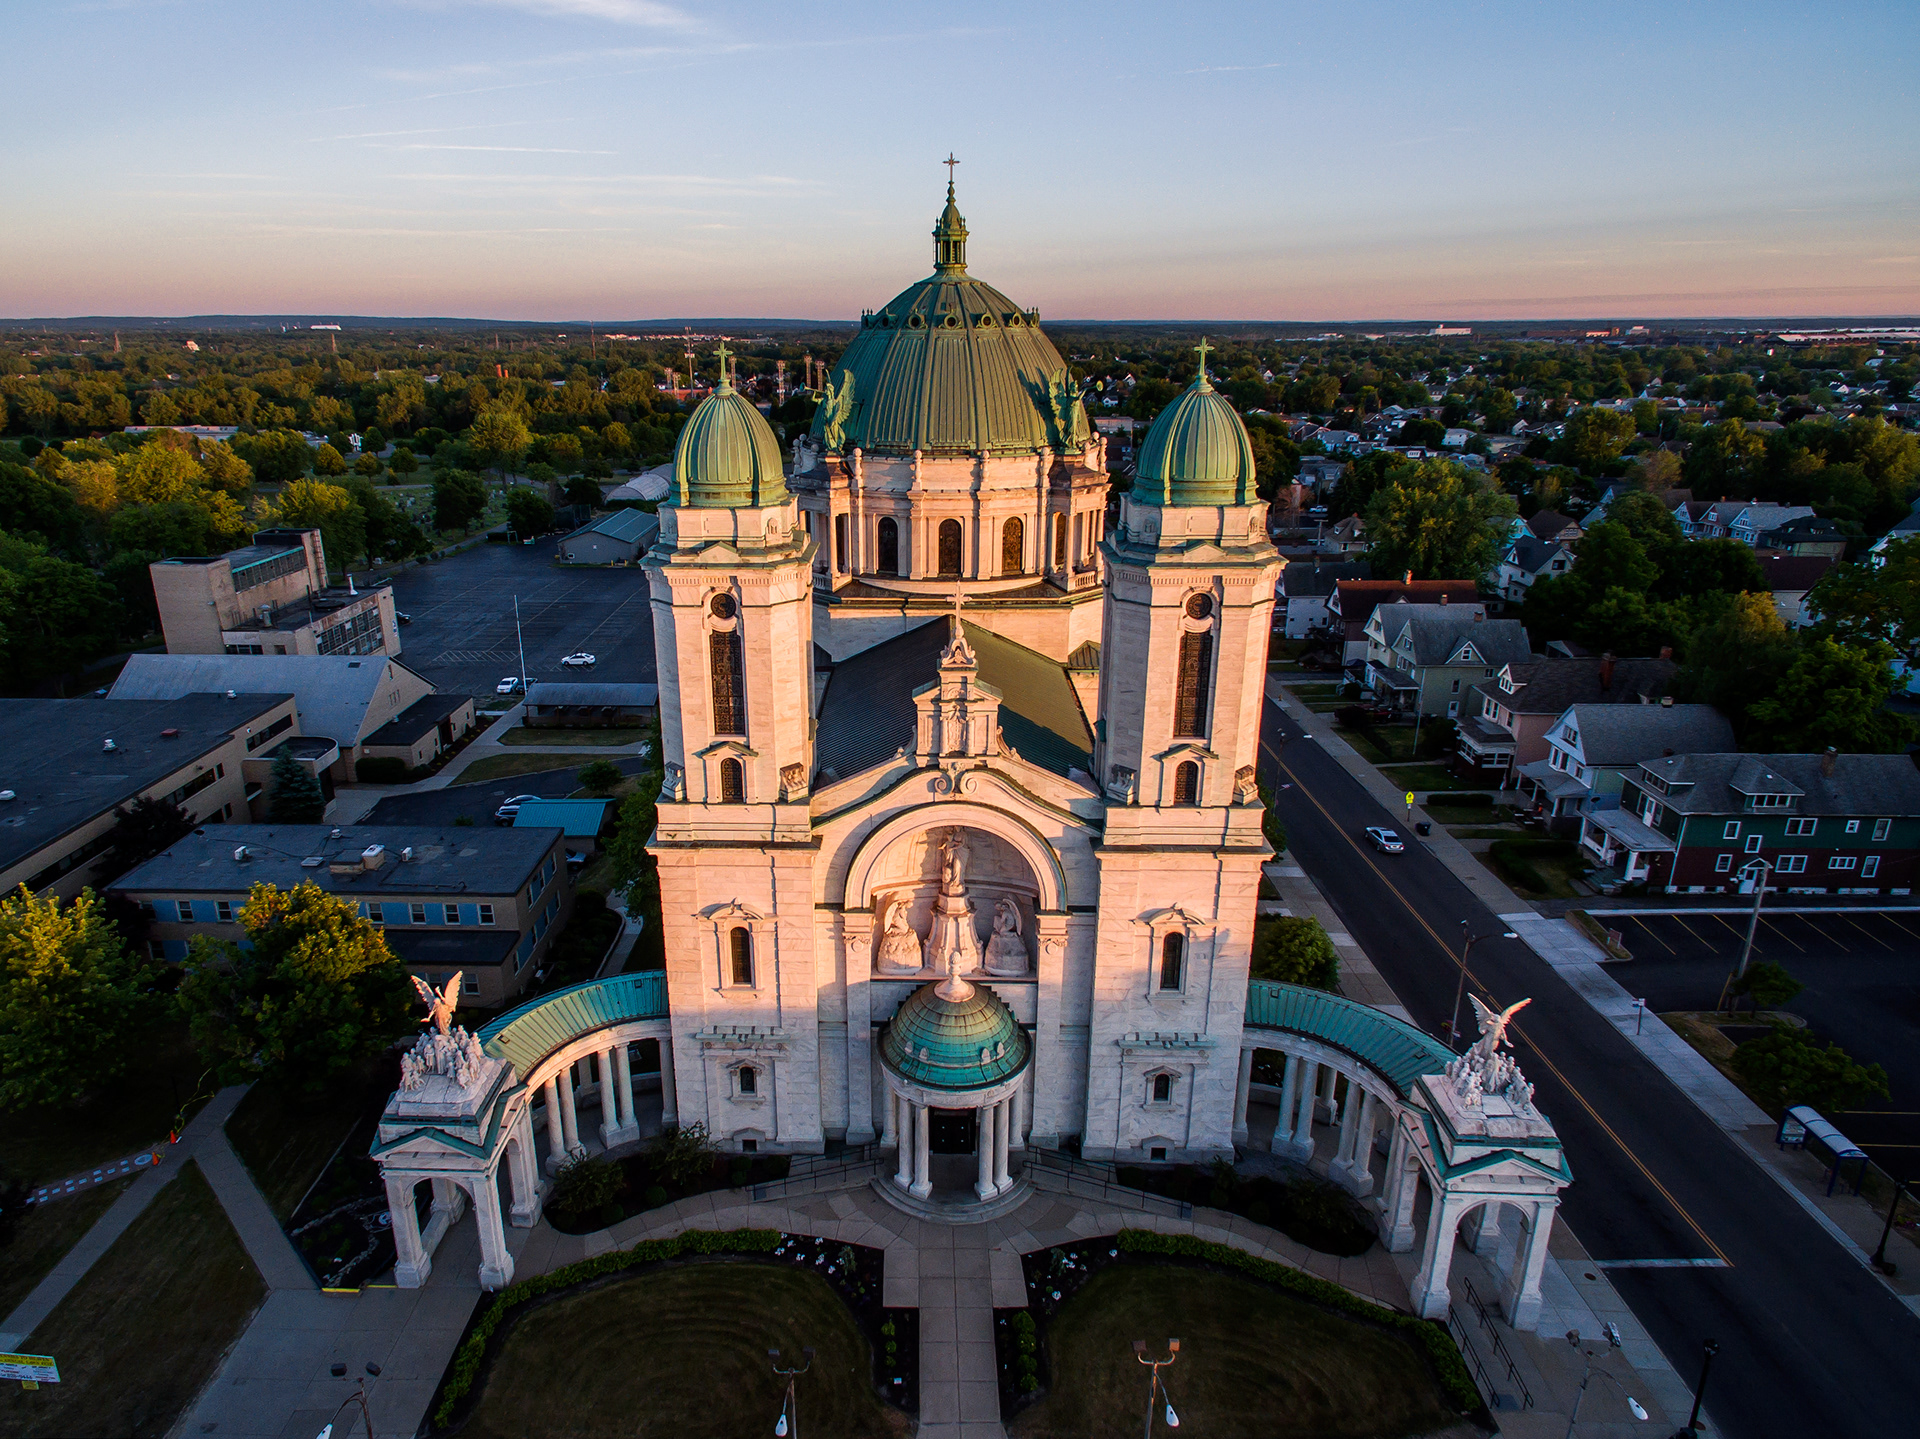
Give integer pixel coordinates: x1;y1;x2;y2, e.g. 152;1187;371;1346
1731;1029;1889;1114
1251;916;1340;992
548;1154;624;1221
355;756;409;784
648;1121;718;1191
643;1184;669;1210
1726;960;1803;1013
577;759;623;795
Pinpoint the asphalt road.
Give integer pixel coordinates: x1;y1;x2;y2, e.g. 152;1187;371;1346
1592;908;1920;1164
356;757;652;830
387;539;656;700
1260;698;1920;1439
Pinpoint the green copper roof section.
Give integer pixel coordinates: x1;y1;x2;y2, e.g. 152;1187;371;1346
881;975;1031;1092
1134;346;1256;506
478;971;668;1077
673;347;788;508
1243;980;1454;1098
811;184;1086;458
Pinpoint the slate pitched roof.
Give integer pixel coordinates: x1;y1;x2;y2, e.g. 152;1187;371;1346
814;619;1093;783
1502;535;1569;577
110;653;425;747
1281;560;1370;599
1377;605;1532;668
1637;752;1920;816
1559;704;1735;767
1470;656;1675;723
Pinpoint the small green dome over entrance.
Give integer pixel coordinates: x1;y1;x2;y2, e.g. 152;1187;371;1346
881;971;1031;1092
1133;341;1256;507
672;344;787;508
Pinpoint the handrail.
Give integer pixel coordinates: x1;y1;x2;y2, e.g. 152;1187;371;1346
748;1147;885;1203
1022;1149;1194;1220
1462;1276;1535;1409
1447;1306;1499;1411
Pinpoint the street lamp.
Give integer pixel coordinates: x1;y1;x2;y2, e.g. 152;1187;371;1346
1719;858;1773;1010
314;1374;377;1439
1564;1327;1648;1437
769;1346;814;1439
1671;1338;1718;1439
1132;1338;1181;1437
1871;1178;1910;1276
1449;921;1521;1048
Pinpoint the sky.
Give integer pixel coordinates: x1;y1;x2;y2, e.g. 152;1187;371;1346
4;0;1918;322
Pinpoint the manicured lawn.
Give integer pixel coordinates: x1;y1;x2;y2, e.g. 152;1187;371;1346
1481;838;1591;900
0;1023;209;1184
1377;763;1481;792
225;1055;394;1220
496;726;651;747
0;1161;265;1439
459;1262;897;1439
457;751;601;782
0;1176;135;1318
1342;727;1424;764
1011;1264;1457;1439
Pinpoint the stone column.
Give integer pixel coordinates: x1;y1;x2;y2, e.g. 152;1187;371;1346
975;1103;997;1201
1274;1053;1300;1153
1460;1202;1492;1255
1381;1126;1419;1253
1290;1060;1319;1160
1334;1090;1378;1197
1232;1048;1254;1147
1411;1194;1469;1320
615;1044;635;1131
1010;1076;1028;1151
911;1102;932;1199
542;1075;565;1175
431;1176;467;1227
1318;1064;1338;1120
472;1174;515;1292
387;1176;430;1288
507;1111;543;1227
559;1064;582;1157
882;1087;898;1149
1500;1202;1557;1333
659;1040;678;1126
993;1098;1011;1192
894;1096;914;1189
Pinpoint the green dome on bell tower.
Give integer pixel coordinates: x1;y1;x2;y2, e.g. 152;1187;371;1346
672;342;788;509
1133;339;1257;507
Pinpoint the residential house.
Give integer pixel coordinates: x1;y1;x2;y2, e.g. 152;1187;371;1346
1363;602;1533;718
1278;560;1370;640
1315;515;1368;556
1727;504;1817;547
556;507;660;565
109;824;578;1007
1455;654;1676;783
1755;514;1848;560
0;691;303;899
1761;555;1835;628
1600;750;1920;894
1675;500;1742;540
1296;456;1347;493
1442;428;1472;449
150;528;399;660
1327;579;1483;666
1516;702;1735;832
1496;536;1573;603
1869;499;1920;562
110;652;446;784
1525;510;1584;546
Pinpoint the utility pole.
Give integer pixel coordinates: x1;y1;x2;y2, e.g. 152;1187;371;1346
1720;858;1773;1009
514;596;530;694
1871;1178;1909;1276
1673;1338;1718;1438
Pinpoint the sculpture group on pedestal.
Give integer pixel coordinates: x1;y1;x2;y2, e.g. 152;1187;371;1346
399;972;490;1094
873;827;1031;977
1444;995;1537;1113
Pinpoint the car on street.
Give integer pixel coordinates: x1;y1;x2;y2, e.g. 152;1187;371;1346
494;793;541;823
1364;826;1405;853
496;675;530;695
560;651;597;669
395;610;412;624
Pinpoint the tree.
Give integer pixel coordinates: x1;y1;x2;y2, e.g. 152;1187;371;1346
1731;1029;1888;1114
468;408;532;481
193;439;254;497
1744;636;1914;753
0;461;85;553
312;443;348;477
1629;448;1682;489
389;446;419;476
1602;490;1684;549
506;488;555;538
103;794;194;873
1674;592;1792;716
577;759;623;795
564;475;603;508
1557;407;1637;470
548;1153;626;1221
1363;460;1518;582
1810;538;1920;670
261;478;365;578
0;535;127;691
231;430;312;485
432;469;489;533
343;477;420;566
175;881;412;1093
646;1121;717;1191
0;886;150;1111
1726;960;1803;1014
1684;419;1767;493
352;452;383;477
1659;538;1768;601
1251;917;1339;992
269;748;326;823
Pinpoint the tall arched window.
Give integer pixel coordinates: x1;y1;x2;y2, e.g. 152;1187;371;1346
1001;516;1024;575
937;518;962;577
1152;1073;1174;1103
729;926;753;985
708;593;745;736
1173;761;1199;805
738;1065;757;1095
718;757;744;803
877;516;899;575
1174;594;1214;739
1052;512;1067;570
1159;932;1184;991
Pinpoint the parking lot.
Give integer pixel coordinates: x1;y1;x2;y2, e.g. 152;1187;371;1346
388;538;656;700
357;755;654;830
1591;906;1920;1164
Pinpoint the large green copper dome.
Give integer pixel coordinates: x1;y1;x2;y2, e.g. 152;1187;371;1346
810;183;1087;458
673;361;787;509
1133;356;1256;506
881;972;1030;1092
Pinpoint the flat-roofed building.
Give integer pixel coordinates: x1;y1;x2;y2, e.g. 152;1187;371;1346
150;527;399;660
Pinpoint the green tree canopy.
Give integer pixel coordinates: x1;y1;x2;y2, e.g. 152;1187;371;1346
506;488;555;538
1743;636;1913;754
1556;407;1637;470
469;408;532;480
1730;1029;1888;1114
1362;460;1517;582
176;881;412;1093
0;886;151;1112
577;759;623;795
432;469;489;533
269;748;326;823
1809;538;1920;669
104;794;194;875
312;443;348;477
1251;917;1339;992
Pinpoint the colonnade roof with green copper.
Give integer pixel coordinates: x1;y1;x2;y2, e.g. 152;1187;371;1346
1243;980;1456;1098
477;971;668;1077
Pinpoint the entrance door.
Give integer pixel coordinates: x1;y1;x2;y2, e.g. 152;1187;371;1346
928;1108;977;1154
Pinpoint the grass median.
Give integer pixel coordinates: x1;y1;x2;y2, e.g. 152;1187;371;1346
496;726;651;746
0;1176;136;1319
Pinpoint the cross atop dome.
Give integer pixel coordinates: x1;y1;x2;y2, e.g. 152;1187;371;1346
1193;337;1213;389
944;151;959;198
712;341;733;389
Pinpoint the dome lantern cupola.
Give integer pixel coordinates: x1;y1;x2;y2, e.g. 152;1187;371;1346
1132;337;1257;507
934;154;968;274
672;342;788;509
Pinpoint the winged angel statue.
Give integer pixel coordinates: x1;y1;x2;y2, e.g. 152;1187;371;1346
816;370;857;453
1444;995;1537;1112
1043;369;1087;452
400;971;489;1092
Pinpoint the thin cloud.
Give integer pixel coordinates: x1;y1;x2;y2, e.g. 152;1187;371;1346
1180;62;1283;74
398;0;697;28
367;143;618;154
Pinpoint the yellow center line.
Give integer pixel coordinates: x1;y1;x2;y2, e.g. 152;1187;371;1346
1845;917;1897;951
1267;741;1730;1264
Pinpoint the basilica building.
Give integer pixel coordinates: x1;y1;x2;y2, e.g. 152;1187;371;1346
645;181;1283;1180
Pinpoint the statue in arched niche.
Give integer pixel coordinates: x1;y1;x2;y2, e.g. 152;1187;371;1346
876;897;927;973
984;896;1029;975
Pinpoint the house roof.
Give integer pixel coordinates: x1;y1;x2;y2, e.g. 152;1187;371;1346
524;682;658;709
111;653;427;747
814;618;1093;783
1281;560;1370;599
1761;554;1835;592
361;692;471;749
1527;510;1580;541
1584;808;1675;853
1731;504;1816;532
1502;535;1569;577
1477;656;1675;719
1331;579;1481;627
564;507;658;545
0;692;288;877
108;824;563;898
1636;752;1920;816
1557;704;1736;767
1378;606;1532;668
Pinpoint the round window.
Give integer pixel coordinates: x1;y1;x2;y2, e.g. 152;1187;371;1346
710;593;737;620
975;311;992;327
1185;593;1214;621
909;313;925;329
943;313;959;328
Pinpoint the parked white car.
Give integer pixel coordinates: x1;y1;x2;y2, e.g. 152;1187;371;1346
560;652;597;669
494;794;541;823
496;676;530;695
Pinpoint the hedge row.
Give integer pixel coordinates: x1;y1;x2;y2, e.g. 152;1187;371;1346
432;1227;780;1426
1113;1229;1480;1414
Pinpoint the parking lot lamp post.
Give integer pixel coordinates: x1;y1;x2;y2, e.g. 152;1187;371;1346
1871;1179;1909;1275
1448;923;1520;1048
514;594;530;698
1132;1338;1180;1438
1672;1338;1717;1438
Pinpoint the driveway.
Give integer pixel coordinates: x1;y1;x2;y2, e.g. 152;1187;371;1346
356;757;651;829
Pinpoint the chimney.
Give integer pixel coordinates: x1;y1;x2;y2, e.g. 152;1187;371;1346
1660;695;1673;707
1403;570;1413;584
1658;645;1673;661
1440;592;1449;605
1599;652;1615;691
1821;746;1838;778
